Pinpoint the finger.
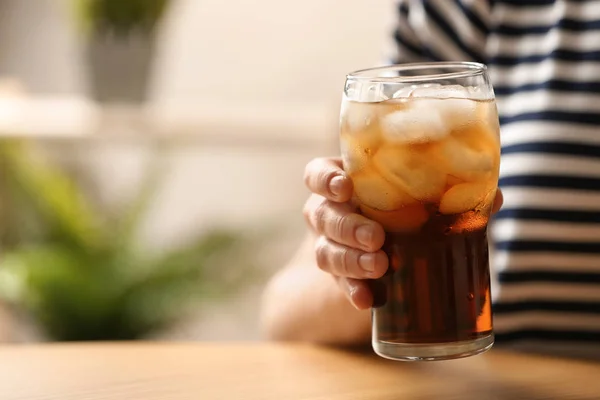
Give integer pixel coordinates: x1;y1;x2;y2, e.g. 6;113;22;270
492;189;504;214
335;276;373;310
315;237;388;279
303;194;327;232
304;157;353;202
307;198;385;252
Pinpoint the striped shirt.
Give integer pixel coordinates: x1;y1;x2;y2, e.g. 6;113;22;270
389;0;600;359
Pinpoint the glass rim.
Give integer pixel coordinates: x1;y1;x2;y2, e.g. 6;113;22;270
346;62;487;83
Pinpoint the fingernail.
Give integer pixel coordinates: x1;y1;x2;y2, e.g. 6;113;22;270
355;225;373;247
348;286;363;310
330;175;345;197
359;253;376;272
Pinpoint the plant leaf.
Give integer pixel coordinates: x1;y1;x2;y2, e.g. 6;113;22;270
117;230;255;333
69;0;171;37
0;140;104;251
0;244;129;340
111;145;167;253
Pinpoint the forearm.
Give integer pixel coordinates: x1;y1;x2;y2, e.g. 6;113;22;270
260;236;371;345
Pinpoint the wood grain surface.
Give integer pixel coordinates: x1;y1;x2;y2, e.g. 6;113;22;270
0;343;598;399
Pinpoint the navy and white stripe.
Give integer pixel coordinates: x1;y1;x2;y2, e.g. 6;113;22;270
390;0;600;356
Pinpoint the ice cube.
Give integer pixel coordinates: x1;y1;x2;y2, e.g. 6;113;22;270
439;98;477;128
439;181;492;215
403;85;478;129
412;97;477;131
340;136;369;175
360;203;428;233
465;86;493;100
340;103;383;158
475;102;501;139
452;124;500;179
345;82;389;103
446;174;465;187
381;86;478;144
436;137;494;182
352;167;417;210
452;121;498;152
391;83;442;99
341;101;377;138
391;86;417;99
478;188;498;212
373;145;447;202
358;84;389;103
380;107;449;144
409;84;469;100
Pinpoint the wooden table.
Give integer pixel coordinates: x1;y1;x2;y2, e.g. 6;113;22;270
0;343;598;399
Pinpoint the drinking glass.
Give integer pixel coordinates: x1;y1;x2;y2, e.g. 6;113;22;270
340;62;500;361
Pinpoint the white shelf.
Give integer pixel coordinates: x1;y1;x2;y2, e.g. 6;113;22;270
0;95;332;147
0;96;98;139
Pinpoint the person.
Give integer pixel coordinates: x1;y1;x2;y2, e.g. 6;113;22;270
261;0;600;359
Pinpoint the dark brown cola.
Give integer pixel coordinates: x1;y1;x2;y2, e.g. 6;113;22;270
370;211;493;345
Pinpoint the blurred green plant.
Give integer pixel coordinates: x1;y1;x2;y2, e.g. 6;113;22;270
0;140;258;341
69;0;171;37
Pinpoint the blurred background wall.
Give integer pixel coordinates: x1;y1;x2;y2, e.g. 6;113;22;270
0;0;395;342
0;0;394;104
